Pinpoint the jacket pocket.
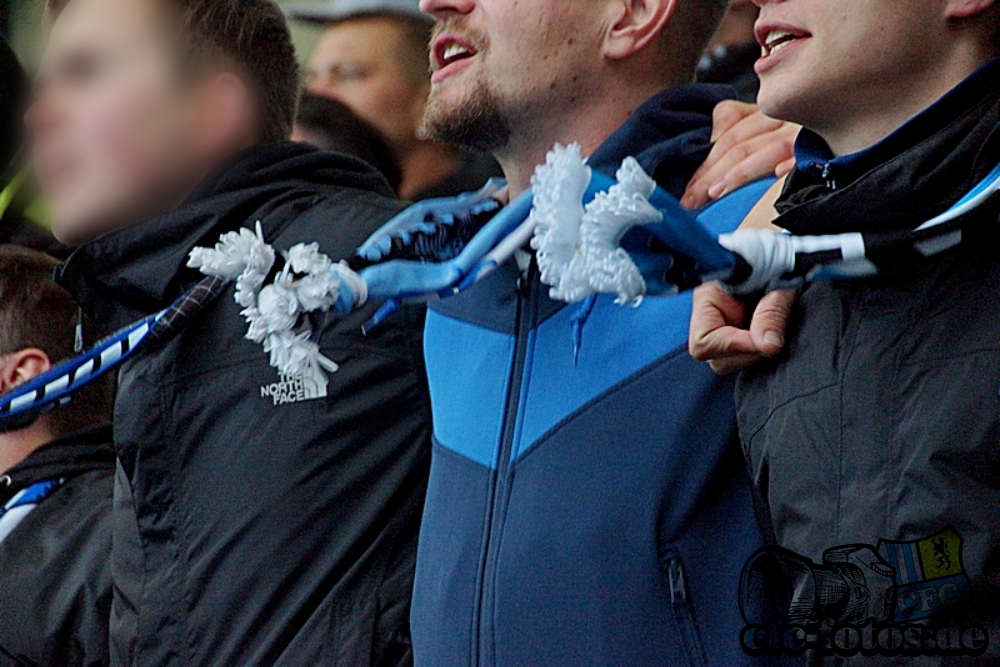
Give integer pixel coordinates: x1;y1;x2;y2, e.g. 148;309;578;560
662;549;709;667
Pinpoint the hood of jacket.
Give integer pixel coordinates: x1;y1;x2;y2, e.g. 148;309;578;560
1;425;114;503
775;57;1000;236
57;141;394;330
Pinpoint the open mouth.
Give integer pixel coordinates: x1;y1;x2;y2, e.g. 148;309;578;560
764;30;803;56
432;36;479;72
755;22;811;59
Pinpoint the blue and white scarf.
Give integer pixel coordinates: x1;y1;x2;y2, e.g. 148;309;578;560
0;478;64;544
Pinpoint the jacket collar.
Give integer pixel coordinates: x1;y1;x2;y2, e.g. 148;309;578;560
57;142;393;330
777;57;1000;236
1;425;114;504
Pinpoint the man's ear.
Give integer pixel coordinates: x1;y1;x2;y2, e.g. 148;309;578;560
603;0;678;62
195;72;260;154
943;0;997;19
0;349;52;393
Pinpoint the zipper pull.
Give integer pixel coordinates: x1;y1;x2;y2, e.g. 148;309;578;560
74;306;84;353
668;558;687;605
821;163;837;191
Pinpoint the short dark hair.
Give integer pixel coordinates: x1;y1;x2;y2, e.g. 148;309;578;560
295;94;403;192
0;245;112;436
47;0;301;143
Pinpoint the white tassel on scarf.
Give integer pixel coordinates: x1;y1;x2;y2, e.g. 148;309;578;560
188;222;367;385
530;144;662;306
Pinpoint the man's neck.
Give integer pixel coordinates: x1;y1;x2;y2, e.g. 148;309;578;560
497;82;669;198
0;420;54;476
817;51;995;157
397;141;464;201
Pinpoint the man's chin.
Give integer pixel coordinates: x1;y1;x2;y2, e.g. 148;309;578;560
424;86;470;133
756;84;810;128
423;85;511;154
51;227;99;248
50;214;122;247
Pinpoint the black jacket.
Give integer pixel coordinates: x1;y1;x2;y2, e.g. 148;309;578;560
57;143;433;667
0;427;115;667
737;59;1000;664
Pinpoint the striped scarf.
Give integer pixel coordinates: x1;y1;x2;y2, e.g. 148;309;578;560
0;478;64;544
0;275;229;432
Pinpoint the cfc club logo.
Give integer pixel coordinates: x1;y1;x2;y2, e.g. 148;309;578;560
877;528;969;623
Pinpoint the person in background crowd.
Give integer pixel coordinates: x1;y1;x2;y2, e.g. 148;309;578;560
30;0;431;665
697;0;760;102
0;245;114;667
289;0;502;200
293;93;404;193
372;0;797;663
690;0;1000;662
0;36;61;255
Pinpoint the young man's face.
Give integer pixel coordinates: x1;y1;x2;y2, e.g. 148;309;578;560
28;0;212;245
752;0;946;133
420;0;608;152
306;17;429;152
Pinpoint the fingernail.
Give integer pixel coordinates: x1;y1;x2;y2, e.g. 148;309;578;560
764;331;784;348
708;182;725;199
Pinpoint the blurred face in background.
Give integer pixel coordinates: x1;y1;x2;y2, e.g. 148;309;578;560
419;0;610;153
30;0;196;244
751;0;976;148
28;0;254;245
305;16;430;152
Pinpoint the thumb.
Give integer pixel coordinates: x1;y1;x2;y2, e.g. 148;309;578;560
748;289;798;357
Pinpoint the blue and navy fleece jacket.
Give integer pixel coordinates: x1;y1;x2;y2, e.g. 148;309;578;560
412;85;777;667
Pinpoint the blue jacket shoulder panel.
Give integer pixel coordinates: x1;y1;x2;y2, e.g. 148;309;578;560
424;310;513;469
426;177;777;471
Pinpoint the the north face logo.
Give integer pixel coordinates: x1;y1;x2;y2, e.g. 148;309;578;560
260;372;328;405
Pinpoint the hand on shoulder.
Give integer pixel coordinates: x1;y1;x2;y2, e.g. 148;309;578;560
681;101;799;210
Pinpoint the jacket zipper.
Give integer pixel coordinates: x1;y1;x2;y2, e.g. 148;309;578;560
474;263;537;667
821;162;838;191
665;551;709;667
